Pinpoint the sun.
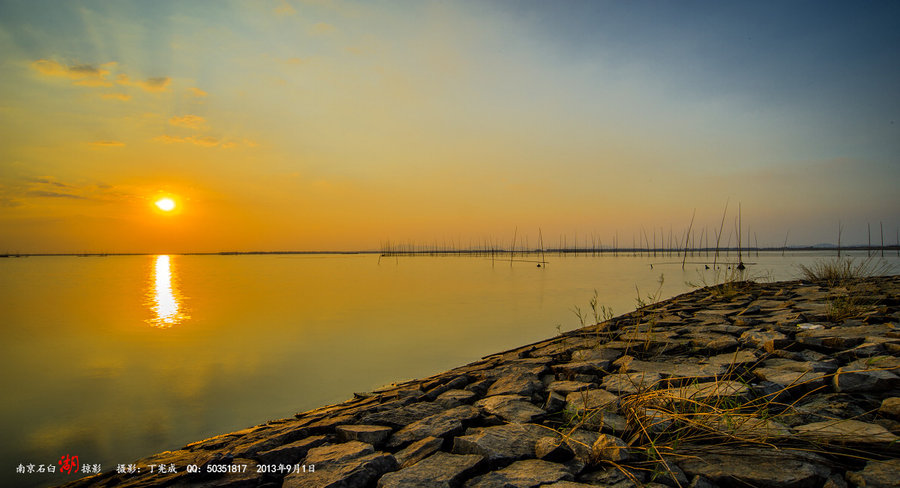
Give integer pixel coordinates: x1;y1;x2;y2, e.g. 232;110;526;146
155;198;176;212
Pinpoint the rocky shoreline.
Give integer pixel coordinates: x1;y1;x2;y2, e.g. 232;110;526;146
62;276;900;488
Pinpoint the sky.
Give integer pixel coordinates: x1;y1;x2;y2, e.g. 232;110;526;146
0;0;898;253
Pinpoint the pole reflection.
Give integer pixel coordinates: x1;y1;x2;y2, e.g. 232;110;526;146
146;255;189;328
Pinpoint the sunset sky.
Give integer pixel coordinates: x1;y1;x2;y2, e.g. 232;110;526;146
1;1;898;253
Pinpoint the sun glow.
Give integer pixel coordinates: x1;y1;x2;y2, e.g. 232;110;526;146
155;198;176;212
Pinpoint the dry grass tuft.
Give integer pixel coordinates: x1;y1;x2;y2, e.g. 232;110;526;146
797;257;894;286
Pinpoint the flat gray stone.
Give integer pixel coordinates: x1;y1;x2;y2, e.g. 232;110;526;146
879;397;900;418
564;390;618;416
654;381;750;404
705;349;759;367
834;365;899;393
378;451;484;488
284;451;397;488
485;372;544;397
304;441;374;465
474;395;546;423
552;359;612;378
535;436;573;462
336;425;393;447
256;435;327;465
601;372;662;394
677;448;830;488
436;389;477;408
615;357;724;382
753;368;828;395
846;459;900;488
796;324;896;350
547;380;594;395
570;348;622;362
452;423;548;466
393;436;444;469
388;405;479;448
463;459;573;488
362;402;445;428
563;429;599;464
794;419;900;445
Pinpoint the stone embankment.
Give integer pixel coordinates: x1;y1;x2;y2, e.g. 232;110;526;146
63;276;900;488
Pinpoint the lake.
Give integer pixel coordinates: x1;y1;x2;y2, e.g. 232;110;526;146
1;250;895;487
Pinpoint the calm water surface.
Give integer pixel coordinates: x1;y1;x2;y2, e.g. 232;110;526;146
1;251;896;486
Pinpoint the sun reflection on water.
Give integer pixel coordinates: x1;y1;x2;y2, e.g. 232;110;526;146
146;255;189;328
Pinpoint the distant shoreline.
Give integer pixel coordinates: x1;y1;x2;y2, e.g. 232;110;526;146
2;245;899;258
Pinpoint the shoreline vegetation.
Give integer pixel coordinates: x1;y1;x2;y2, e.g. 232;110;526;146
59;266;900;488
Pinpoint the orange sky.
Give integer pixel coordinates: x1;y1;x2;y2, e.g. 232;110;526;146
1;1;898;253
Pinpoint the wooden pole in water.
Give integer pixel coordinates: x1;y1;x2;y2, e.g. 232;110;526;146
682;209;696;270
881;221;885;257
868;223;872;257
838;221;842;257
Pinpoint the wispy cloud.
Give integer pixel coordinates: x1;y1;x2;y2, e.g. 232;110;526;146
274;0;296;16
26;190;88;199
32;59;170;93
90;140;125;148
189;87;208;97
101;93;131;101
154;135;223;147
169;114;207;129
31;59;114;86
116;74;171;93
309;22;336;36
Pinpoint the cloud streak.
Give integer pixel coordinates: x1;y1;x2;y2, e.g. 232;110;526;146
32;59;171;93
90;140;125;147
169;115;207;129
31;59;113;86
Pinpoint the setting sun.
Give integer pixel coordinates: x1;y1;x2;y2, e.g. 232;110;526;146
155;198;176;212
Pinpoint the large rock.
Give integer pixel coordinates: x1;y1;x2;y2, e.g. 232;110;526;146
601;372;662;394
362;402;445;428
846;459;900;488
485;372;544;397
452;423;548;467
393;436;444;469
304;441;374;465
615;357;724;383
794;419;900;446
474;395;546;423
834;356;900;393
255;435;327;465
436;390;478;408
651;381;749;404
378;451;484;488
677;447;831;488
796;324;897;350
284;451;397;488
463;459;573;488
387;406;480;448
336;425;393;447
833;366;899;393
552;360;612;379
564;390;618;416
705;349;759;367
535;436;574;462
879;397;900;418
548;380;595;395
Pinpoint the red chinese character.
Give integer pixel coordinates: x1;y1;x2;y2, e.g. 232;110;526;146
58;454;80;475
